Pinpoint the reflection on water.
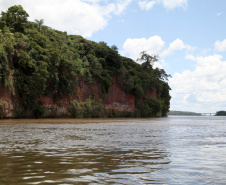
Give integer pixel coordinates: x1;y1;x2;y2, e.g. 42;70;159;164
0;116;226;184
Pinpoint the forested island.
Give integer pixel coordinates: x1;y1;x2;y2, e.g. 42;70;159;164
215;111;226;116
0;5;171;118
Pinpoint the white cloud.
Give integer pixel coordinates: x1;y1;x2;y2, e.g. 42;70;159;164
217;12;222;16
153;58;169;69
138;0;188;11
161;38;192;57
159;0;188;9
169;54;226;112
113;0;132;15
0;0;16;11
121;36;194;61
185;54;196;61
138;0;156;10
101;0;132;15
121;36;165;60
82;0;101;3
215;39;226;52
0;0;131;37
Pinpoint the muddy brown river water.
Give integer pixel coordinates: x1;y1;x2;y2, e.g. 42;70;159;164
0;116;226;184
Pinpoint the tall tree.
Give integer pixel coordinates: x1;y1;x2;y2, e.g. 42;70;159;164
1;5;29;32
35;19;44;32
137;51;158;69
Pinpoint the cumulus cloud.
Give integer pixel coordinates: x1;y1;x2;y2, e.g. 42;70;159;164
159;0;188;9
121;36;193;61
112;0;132;15
169;54;226;112
161;38;192;57
185;54;196;61
0;0;131;37
138;0;156;10
121;35;165;60
138;0;188;10
121;35;174;69
215;39;226;52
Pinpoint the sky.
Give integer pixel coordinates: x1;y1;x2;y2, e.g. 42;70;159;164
1;0;226;113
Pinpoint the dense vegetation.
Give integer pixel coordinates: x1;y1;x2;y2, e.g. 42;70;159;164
168;111;201;116
215;111;226;116
0;5;171;118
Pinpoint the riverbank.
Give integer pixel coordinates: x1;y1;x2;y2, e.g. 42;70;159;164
0;117;155;124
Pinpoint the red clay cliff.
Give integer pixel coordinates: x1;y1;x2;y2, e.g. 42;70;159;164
0;78;157;118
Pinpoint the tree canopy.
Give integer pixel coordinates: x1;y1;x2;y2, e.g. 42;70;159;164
1;5;29;32
215;111;226;116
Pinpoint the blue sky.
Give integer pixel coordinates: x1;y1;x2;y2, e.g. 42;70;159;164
1;0;226;113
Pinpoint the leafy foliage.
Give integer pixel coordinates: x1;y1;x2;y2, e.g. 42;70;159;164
1;5;29;33
215;111;226;116
69;99;104;118
0;5;171;118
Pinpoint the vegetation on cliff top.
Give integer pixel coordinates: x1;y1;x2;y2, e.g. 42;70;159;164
0;5;171;118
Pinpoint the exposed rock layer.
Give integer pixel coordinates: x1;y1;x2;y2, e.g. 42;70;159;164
0;78;156;118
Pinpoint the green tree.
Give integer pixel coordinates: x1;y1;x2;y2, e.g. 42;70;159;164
0;21;6;30
111;44;118;52
0;29;15;86
35;19;44;32
215;111;226;116
1;5;29;32
154;68;171;81
137;51;158;69
160;83;171;116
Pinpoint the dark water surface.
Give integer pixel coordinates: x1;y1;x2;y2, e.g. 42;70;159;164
0;116;226;185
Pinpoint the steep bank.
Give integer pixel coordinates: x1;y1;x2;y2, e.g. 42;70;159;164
0;77;157;118
0;5;170;118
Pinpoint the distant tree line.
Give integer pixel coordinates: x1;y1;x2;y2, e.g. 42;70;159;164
168;111;201;116
215;111;226;116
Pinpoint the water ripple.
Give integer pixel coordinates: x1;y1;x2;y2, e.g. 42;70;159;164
0;116;226;184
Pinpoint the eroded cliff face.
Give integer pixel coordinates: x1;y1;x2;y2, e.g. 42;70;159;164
0;78;157;118
0;85;14;118
76;78;136;112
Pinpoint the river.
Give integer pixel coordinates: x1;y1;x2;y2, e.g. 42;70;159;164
0;116;226;185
